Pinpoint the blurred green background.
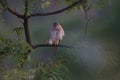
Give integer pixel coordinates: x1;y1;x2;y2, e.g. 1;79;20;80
0;0;120;80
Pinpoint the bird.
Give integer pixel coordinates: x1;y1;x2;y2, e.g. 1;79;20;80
46;22;65;45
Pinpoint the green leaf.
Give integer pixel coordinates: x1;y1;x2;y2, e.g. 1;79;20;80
13;27;24;36
94;0;106;9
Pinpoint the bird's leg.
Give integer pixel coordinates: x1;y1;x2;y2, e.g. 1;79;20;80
53;39;59;46
53;39;59;55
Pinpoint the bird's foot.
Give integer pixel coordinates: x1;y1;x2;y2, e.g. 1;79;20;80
44;40;52;45
53;43;59;47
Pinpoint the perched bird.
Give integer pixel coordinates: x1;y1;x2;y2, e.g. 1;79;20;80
46;22;65;45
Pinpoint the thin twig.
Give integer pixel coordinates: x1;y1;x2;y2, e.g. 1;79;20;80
3;0;24;18
17;17;24;24
28;0;83;18
24;0;28;15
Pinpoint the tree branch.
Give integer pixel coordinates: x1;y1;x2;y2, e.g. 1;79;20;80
28;0;83;18
23;18;32;46
32;44;73;49
24;0;28;15
2;0;24;18
7;8;23;18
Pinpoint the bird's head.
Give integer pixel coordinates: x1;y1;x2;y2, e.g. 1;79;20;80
53;22;60;30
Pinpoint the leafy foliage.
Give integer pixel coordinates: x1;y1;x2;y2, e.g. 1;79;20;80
0;28;32;68
3;69;28;80
0;27;70;80
34;60;69;80
0;0;110;80
27;0;51;14
64;0;107;13
0;0;7;11
1;54;70;80
13;27;24;40
0;0;6;7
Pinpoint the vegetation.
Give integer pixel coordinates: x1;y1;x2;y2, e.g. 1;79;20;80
0;0;114;80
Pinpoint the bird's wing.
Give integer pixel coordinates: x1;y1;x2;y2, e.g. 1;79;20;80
56;30;63;40
61;27;65;36
56;25;65;40
58;24;65;36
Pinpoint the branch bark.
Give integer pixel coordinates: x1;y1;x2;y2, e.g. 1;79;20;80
1;0;24;18
32;44;73;49
7;8;24;18
28;0;83;18
23;17;32;46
